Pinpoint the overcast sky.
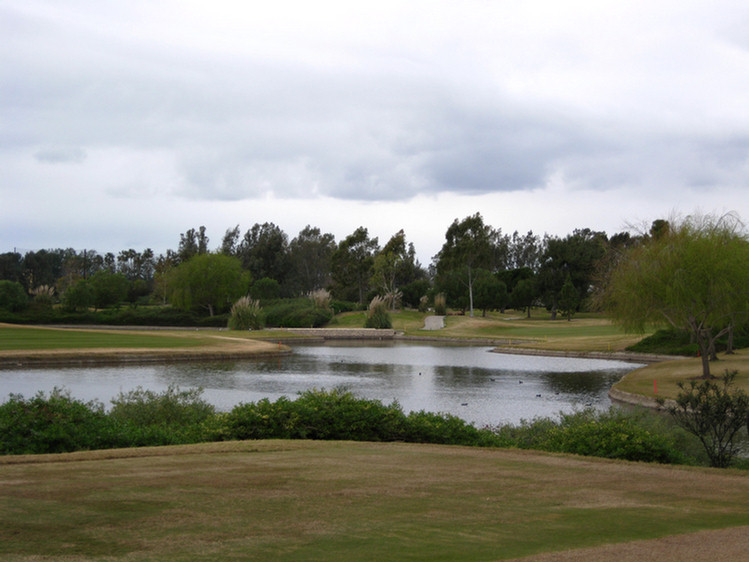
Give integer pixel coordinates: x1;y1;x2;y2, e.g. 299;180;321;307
3;0;749;264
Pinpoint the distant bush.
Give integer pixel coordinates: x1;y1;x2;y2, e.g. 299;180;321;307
627;329;697;356
263;298;333;328
330;300;362;314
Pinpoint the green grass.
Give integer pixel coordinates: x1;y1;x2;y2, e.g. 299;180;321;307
613;349;749;399
0;325;208;351
2;440;749;561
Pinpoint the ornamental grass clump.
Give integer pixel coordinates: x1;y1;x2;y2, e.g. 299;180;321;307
365;295;392;329
228;296;265;330
308;288;332;311
434;292;447;315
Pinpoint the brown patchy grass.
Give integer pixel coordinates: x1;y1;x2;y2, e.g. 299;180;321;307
2;440;749;561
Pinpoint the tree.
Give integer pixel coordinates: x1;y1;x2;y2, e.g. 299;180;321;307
538;229;607;319
287;225;336;295
371;230;424;309
89;270;129;309
472;270;508;317
558;275;579;321
434;213;496;317
220;225;241;256
604;213;749;378
178;226;209;263
169;254;250;316
0;252;23;284
663;370;749;468
331;227;379;304
61;279;94;312
237;223;289;286
508;230;543;271
0;280;28;312
511;277;537;318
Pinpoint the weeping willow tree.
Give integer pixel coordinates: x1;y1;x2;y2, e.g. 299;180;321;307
603;213;749;378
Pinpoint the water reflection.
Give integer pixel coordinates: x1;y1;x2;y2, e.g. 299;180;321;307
0;342;642;426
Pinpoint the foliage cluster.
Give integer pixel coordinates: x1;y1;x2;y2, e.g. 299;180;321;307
603;213;749;377
0;387;713;468
662;370;749;468
262;298;333;328
0;306;227;327
493;408;693;464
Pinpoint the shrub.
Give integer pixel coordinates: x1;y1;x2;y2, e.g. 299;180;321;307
291;388;405;441
263;298;332;327
0;388;117;454
308;288;332;311
365;295;392;329
493;408;688;465
402;410;491;446
251;277;280;300
228;296;265;330
30;285;55;308
109;385;216;445
627;328;697;356
662;370;749;468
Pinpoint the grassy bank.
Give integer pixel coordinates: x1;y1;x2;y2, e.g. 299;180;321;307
611;349;749;400
333;309;646;352
2;440;749;561
0;323;288;364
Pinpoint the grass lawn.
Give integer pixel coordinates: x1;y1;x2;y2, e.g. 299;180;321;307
2;440;749;562
612;348;749;400
0;324;210;351
332;309;648;352
0;324;287;362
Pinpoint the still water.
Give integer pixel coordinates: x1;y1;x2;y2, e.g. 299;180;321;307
0;342;643;426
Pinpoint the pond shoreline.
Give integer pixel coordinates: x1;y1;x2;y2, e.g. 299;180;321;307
0;326;677;370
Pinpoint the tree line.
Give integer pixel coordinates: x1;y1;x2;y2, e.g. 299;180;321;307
0;213;673;320
0;213;647;320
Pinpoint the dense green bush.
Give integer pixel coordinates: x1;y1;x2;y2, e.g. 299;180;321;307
627;329;698;356
263;298;333;327
330;300;363;314
109;385;216;446
0;387;713;467
494;408;692;465
0;389;118;454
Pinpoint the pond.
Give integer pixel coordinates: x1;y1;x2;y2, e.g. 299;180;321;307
0;342;644;427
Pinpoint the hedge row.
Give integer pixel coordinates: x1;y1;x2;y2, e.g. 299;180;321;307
0;387;703;466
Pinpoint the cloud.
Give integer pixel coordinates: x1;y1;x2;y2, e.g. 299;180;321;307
34;147;87;164
3;0;749;259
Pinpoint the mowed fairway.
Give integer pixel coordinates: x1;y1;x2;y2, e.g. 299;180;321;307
2;440;749;561
0;324;286;364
